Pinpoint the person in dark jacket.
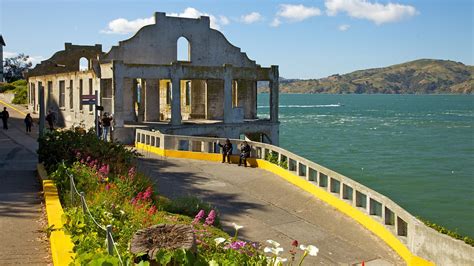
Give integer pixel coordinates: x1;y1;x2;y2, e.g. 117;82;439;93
101;112;113;142
239;141;251;167
218;139;233;163
24;113;33;133
45;109;56;130
1;107;9;130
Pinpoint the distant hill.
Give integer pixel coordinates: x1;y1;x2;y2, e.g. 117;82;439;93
259;59;473;94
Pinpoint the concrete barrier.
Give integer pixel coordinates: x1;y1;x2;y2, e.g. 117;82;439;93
135;129;474;266
38;164;75;265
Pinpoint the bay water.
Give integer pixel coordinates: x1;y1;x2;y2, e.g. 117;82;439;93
258;94;474;237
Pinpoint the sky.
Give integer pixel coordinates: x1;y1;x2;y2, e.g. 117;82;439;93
0;0;472;79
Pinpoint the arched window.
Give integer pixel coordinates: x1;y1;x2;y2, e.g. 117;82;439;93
177;37;191;62
79;57;88;71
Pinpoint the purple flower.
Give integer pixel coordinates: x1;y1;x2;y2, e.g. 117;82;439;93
193;210;205;224
228;241;247;250
204;210;216;226
128;167;136;178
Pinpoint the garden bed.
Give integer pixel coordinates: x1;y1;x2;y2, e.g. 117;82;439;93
39;129;318;265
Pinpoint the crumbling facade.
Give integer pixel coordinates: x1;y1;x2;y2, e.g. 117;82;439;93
27;12;279;144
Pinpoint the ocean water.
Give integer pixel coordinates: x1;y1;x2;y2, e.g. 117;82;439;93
258;94;474;237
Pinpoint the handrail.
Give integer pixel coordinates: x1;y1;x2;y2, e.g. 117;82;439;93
135;129;417;232
65;167;124;265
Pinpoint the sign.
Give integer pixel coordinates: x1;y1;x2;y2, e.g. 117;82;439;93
81;95;96;105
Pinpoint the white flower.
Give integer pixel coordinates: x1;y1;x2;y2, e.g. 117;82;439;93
214;237;226;246
266;256;287;266
299;244;319;256
264;246;284;255
274;257;288;264
208;260;219;266
232;222;243;231
119;210;125;215
266;239;281;247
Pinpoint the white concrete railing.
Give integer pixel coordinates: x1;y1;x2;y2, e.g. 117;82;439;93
134;128;474;265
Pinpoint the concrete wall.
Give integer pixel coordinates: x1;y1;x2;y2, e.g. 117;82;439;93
206;79;224;120
190;80;206;119
28;71;98;128
104;13;255;68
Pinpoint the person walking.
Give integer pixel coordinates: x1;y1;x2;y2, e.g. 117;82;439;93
218;139;233;163
101;112;113;142
239;141;251;167
24;113;33;133
45;109;56;130
1;107;9;130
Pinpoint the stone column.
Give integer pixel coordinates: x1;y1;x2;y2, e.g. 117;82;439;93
269;65;279;123
144;79;160;122
223;65;233;123
171;77;182;125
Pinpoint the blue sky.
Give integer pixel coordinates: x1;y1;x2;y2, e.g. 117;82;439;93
1;0;472;79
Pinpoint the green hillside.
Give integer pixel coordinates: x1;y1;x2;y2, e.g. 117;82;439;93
261;59;473;94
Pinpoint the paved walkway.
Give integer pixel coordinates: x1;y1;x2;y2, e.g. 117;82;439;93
0;99;50;265
137;152;405;265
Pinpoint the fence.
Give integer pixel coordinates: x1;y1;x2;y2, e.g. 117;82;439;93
65;165;123;265
134;129;474;265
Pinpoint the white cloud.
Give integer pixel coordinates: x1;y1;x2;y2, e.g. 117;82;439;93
169;7;229;30
101;16;154;34
270;18;281;27
241;12;263;24
338;24;350;31
101;7;229;34
4;51;45;67
220;16;230;25
325;0;418;25
277;4;321;22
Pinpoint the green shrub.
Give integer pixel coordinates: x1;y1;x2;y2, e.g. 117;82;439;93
12;85;27;104
164;196;221;227
38;129;138;174
418;217;474;246
11;79;27;86
0;82;15;93
265;151;279;165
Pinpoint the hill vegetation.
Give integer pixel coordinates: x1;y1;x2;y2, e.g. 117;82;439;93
259;59;473;94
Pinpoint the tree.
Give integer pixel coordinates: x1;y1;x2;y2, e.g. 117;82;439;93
3;53;32;83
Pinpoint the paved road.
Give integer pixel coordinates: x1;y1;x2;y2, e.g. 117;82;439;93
0;99;50;265
137;151;405;265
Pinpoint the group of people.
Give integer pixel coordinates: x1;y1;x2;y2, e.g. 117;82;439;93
218;139;251;167
0;107;34;133
0;106;114;140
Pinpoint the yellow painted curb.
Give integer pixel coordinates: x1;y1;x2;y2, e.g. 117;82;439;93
41;169;75;265
0;99;27;116
136;142;434;266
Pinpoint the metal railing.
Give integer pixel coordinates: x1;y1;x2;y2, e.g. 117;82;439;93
66;166;124;265
135;129;424;248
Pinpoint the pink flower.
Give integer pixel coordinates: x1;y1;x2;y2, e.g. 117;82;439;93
86;156;91;162
142;186;153;200
99;164;110;176
193;210;205;224
204;210;216;226
148;205;157;215
128;167;136;178
105;184;111;191
227;241;247;251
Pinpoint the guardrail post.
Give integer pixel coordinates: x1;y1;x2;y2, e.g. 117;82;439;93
70;175;74;205
106;225;113;255
80;192;86;213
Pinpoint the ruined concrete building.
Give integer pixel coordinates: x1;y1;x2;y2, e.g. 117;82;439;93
26;12;279;144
